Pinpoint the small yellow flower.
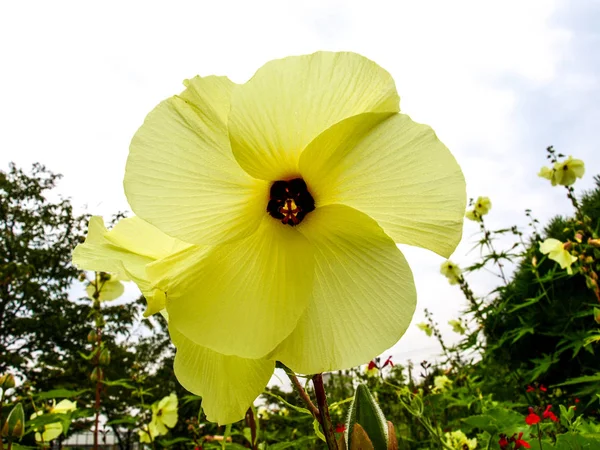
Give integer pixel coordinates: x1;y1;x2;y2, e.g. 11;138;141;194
539;238;577;274
417;323;433;337
538;156;585;186
474;197;491;215
465;209;481;222
31;399;77;443
465;196;491;222
256;406;270;421
433;375;452;392
440;260;462;285
139;393;178;443
444;430;477;450
448;319;465;335
74;52;466;424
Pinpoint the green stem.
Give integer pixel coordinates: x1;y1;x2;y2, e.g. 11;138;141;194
537;423;544;449
312;374;338;450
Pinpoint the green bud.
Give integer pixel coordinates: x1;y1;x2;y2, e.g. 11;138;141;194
98;348;111;366
347;384;389;450
0;373;16;389
90;367;103;382
87;329;98;343
1;403;25;438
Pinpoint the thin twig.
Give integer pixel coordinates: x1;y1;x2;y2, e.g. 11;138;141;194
288;372;321;421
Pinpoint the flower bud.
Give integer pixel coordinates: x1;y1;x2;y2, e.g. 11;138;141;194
99;349;111;366
87;330;98;343
347;384;389;450
1;403;25;438
588;238;600;248
90;367;103;382
0;373;16;389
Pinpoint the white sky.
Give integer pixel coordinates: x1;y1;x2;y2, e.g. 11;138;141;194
1;1;599;379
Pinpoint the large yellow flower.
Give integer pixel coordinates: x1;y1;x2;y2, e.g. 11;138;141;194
31;399;77;443
73;51;465;424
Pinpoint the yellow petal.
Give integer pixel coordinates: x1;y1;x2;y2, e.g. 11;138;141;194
229;52;400;180
40;423;63;442
270;205;416;374
125;75;268;246
73;216;191;315
149;217;314;359
170;326;274;425
300;113;466;258
539;238;562;254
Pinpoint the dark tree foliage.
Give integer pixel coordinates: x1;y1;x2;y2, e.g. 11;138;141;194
0;163;88;375
0;164;187;450
480;176;600;400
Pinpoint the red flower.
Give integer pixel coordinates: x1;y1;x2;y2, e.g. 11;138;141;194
514;432;531;449
382;356;394;368
367;360;377;370
575;398;580;403
526;385;535;393
525;407;541;425
335;424;346;434
542;405;558;422
498;434;510;449
539;385;547;392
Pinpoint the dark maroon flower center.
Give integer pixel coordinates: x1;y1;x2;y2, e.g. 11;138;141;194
267;178;315;226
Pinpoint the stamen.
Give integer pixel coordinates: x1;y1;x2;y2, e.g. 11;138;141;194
266;178;315;226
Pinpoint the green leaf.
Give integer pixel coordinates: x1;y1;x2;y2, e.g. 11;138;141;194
35;389;88;400
312;418;326;442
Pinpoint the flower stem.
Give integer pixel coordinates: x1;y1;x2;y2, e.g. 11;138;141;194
285;369;321;421
536;423;544;449
245;407;257;450
312;374;338;450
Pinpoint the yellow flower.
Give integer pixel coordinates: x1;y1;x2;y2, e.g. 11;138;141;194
448;320;465;335
440;260;461;285
538;156;585;186
139;393;178;443
539;238;577;274
465;196;491;222
74;52;466;424
417;323;433;337
31;399;77;443
85;273;125;302
474;196;491;215
433;375;452;392
465;209;481;222
444;430;477;450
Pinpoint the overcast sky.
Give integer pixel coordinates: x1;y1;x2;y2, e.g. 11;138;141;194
1;1;599;378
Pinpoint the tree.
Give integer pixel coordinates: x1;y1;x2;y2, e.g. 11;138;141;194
0;163;88;376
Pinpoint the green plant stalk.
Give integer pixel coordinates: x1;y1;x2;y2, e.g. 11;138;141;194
480;219;508;285
536;423;544;450
312;374;338;450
